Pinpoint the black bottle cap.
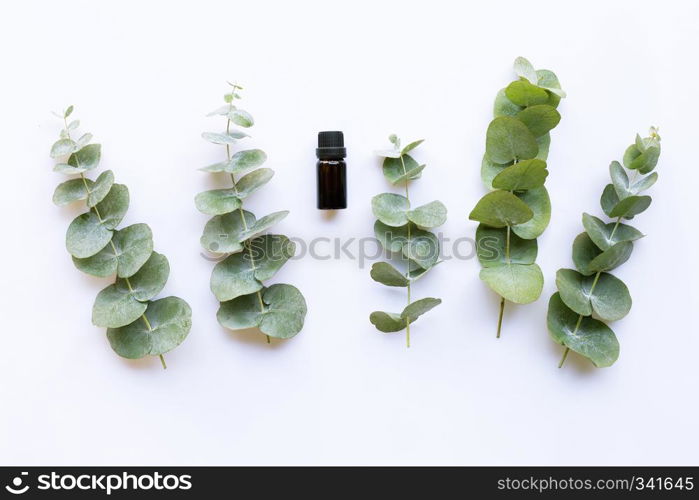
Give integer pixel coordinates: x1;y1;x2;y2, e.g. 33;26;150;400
316;131;346;159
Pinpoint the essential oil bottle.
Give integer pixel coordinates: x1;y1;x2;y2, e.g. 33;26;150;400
316;131;347;209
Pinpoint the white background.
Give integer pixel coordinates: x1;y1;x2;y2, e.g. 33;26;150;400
1;0;697;466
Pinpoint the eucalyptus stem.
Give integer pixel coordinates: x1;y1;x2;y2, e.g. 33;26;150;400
400;154;412;348
558;347;570;368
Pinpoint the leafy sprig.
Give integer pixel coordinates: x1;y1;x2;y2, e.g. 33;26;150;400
548;128;661;368
370;135;446;346
50;106;192;368
468;57;565;337
197;83;307;342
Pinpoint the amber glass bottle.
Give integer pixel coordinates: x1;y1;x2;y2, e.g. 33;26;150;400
316;131;347;209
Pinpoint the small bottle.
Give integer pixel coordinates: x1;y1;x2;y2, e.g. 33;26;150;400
316;131;347;209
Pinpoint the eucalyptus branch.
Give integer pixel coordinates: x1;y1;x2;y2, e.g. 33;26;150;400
468;57;566;337
197;83;307;341
369;135;446;346
548;128;661;368
50;106;192;367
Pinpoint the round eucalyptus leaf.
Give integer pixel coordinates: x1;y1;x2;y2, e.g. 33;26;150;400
600;184;619;217
513;56;538;84
547;293;619;368
587;241;633;273
50;138;77;158
87;170;115;207
121;251;170;301
72;246;117;277
382;155;425;184
536;69;566;98
407;200;447;228
95;183;129;229
228;109;254;127
556;269;593;316
516;105;560;138
92;283;148;328
479;262;543;304
401;297;441;323
469;190;533;228
239;210;289;241
624;142;660;174
66;212;113;258
485;116;538;164
217;284;307;339
589;272;632;321
248;234;296;281
201;209;256;254
107;297;192;359
53;163;87;175
534;134;551;163
572;232;601;276
195;189;241;215
491;159;548;191
511;186;551;240
210;252;263;302
370;262;409;287
480;154;510;189
581;213;643;251
111;223;154;278
67;144;101;172
235;168;275;199
201;131;249;144
371;193;409;227
370;311;405;333
374;220;407;252
401;139;424;155
493;88;523;117
199;149;267;174
504;80;549;107
53;178;93;206
631;172;658;194
373;221;440;269
475;224;537;268
609;195;652;219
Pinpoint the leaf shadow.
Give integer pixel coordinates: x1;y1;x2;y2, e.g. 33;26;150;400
220;325;288;350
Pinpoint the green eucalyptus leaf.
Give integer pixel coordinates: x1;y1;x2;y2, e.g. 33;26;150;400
107;297;192;359
50;138;77;158
217;284;307;339
535;133;551;161
199;149;267;174
485;116;538;164
370;262;409;287
493;88;523;117
401;297;441;322
475;224;537;268
479;262;543;304
536;69;566;98
587;241;633;273
555;268;593;316
511;186;551;240
87;170;115;207
92;283;148;328
121;251;170;301
609;195;652;219
631;172;658;194
53;178;93;206
382;155;426;184
210;252;263;302
248;234;296;281
513;56;538;84
235;168;274;198
582;213;643;251
504;80;549;107
516;105;561;138
228;109;254;127
600;184;619;217
610;161;630;198
202;131;249;144
94;183;129;229
76;133;92;149
547;293;619;368
491;159;548;191
111;223;154;278
195;189;241;215
64;105;74;118
401;139;424;155
624;142;660;174
373;221;440;269
201;209;256;254
67;144;101;172
572;232;601;276
239;210;289;241
369;311;406;333
53;162;87;175
371;193;409;227
407;200;447;228
469;190;533;228
66;212;113;258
